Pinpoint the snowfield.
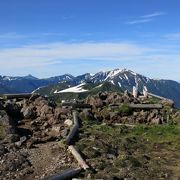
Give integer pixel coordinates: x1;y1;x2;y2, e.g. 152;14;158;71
54;83;88;93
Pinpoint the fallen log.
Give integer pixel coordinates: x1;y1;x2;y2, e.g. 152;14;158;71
68;145;89;170
114;123;136;127
147;92;169;101
129;103;163;109
45;168;82;180
65;111;79;145
0;93;39;99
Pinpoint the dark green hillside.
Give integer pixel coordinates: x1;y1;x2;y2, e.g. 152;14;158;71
37;82;122;102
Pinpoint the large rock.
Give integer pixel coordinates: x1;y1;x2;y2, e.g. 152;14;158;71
23;106;36;119
4;101;21;117
54;107;69;122
0;144;7;156
0;110;10;126
86;96;103;108
40;105;53;117
99;92;108;100
49;125;61;138
151;118;161;124
0;101;4;110
106;92;123;104
161;99;174;108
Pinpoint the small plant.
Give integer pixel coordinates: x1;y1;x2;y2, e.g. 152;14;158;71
119;103;133;115
148;97;160;104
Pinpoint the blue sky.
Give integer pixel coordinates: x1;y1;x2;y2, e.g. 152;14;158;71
0;0;180;81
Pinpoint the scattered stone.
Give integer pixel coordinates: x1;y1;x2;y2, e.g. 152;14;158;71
151;118;161;124
61;128;69;138
64;119;73;126
23;106;36;119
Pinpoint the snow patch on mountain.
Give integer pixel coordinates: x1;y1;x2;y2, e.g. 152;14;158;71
118;82;122;87
54;83;88;93
95;84;103;88
104;69;123;80
32;86;46;93
110;80;115;85
124;74;129;80
129;70;137;76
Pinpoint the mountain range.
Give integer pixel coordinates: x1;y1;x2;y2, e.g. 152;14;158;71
0;69;180;107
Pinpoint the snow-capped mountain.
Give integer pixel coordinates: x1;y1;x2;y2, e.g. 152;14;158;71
0;68;180;107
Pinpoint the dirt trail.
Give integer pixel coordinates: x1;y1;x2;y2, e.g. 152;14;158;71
24;141;77;179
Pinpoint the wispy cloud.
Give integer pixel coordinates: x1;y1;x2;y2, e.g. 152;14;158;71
164;33;180;40
126;11;165;25
0;42;151;69
126;19;152;25
141;12;165;18
0;41;179;81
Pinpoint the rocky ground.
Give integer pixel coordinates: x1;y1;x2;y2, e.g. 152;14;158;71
0;95;77;180
0;91;180;179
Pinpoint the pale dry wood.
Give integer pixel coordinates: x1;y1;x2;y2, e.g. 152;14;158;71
129;103;163;109
68;145;89;170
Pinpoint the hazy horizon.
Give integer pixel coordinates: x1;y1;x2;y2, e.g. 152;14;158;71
1;67;180;83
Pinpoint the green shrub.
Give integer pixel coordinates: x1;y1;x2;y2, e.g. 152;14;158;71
119;103;133;114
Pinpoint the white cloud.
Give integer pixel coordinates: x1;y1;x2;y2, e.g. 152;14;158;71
126;19;152;25
0;41;179;81
141;12;165;18
126;11;165;25
0;42;151;69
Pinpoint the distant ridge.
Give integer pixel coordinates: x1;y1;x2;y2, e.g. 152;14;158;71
0;69;180;107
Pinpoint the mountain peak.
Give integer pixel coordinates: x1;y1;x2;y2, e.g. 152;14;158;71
24;74;38;80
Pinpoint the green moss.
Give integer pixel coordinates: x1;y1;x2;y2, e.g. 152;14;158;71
76;123;180;179
132;125;180;143
148;96;160;104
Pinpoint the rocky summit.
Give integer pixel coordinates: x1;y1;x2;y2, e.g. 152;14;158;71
0;92;180;179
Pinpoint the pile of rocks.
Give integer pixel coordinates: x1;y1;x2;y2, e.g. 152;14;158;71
0;95;74;179
1;96;73;146
83;92;174;125
85;91;140;108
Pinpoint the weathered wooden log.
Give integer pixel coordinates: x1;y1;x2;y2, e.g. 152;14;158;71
147;92;169;101
68;145;89;170
45;168;82;180
129;103;163;109
65;111;79;145
0;93;39;99
62;102;92;109
114;123;136;127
